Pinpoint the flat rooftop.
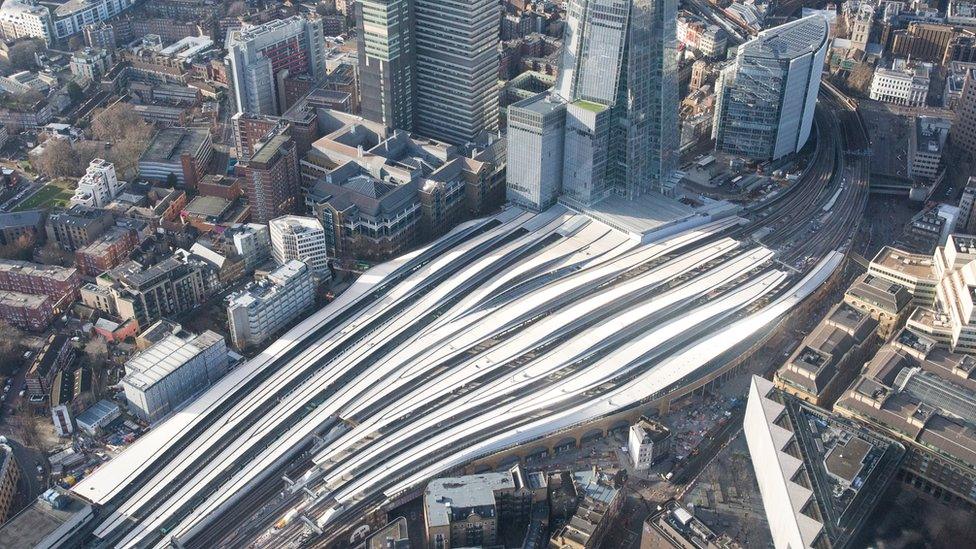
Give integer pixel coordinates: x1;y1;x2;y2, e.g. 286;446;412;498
0;489;91;548
424;472;513;527
870;246;936;281
140;127;210;163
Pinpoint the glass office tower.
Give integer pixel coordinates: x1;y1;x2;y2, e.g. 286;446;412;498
555;0;678;203
713;15;829;161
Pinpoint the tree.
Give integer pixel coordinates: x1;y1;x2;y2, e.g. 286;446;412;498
83;337;111;396
0;233;36;261
225;0;245;16
66;80;84;104
8;39;43;71
0;320;25;376
33;138;80;178
35;239;72;266
67;35;84;51
92;103;153;180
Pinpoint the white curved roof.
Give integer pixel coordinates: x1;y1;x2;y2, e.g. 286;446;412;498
72;206;842;548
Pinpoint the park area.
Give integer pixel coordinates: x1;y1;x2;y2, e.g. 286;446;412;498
14;179;74;211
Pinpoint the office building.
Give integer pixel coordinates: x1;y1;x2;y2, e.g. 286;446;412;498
891;22;957;64
957;177;976;234
226;223;272;271
867;246;937;306
138;127;214;189
227;260;315;350
773;302;878;407
952;64;976;160
836;327;976;506
907;234;976;353
0;444;20;523
628;417;672;470
225;16;327;116
240;128;301;223
713;15;829;161
843;273;913;339
555;0;679;200
424;467;544;549
869;58;932;107
356;0;416;131
305;122;505;260
413;0;500;145
46;205;114;251
745;376;904;549
641;499;739;549
506;92;566;211
70;159;123;209
909;116;950;181
269;215;329;275
122;329;227;423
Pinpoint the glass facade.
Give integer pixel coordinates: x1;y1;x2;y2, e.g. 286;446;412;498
713;15;829;161
555;0;678;203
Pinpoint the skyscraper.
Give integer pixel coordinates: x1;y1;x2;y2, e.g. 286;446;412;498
506;92;566;211
355;0;500;144
556;0;678;201
225;16;327;116
357;0;416;131
505;0;678;210
413;0;500;145
712;15;829;162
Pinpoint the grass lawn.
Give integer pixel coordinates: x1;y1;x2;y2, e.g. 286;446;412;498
14;180;75;211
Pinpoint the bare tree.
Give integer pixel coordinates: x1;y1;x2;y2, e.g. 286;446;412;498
0;320;25;376
8;39;43;71
0;232;36;261
35;239;73;267
91;103;153;179
33;138;80;178
83;337;111;397
225;0;246;16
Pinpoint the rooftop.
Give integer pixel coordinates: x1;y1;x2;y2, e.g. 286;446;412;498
424;471;514;528
140;127;211;164
845;273;911;314
837;327;976;470
122;330;224;391
746;376;905;549
75;399;119;428
0;259;77;282
0;488;92;549
0;210;44;229
0;289;48;309
870;246;936;281
183;195;231;220
742;14;829;60
268;215;324;235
